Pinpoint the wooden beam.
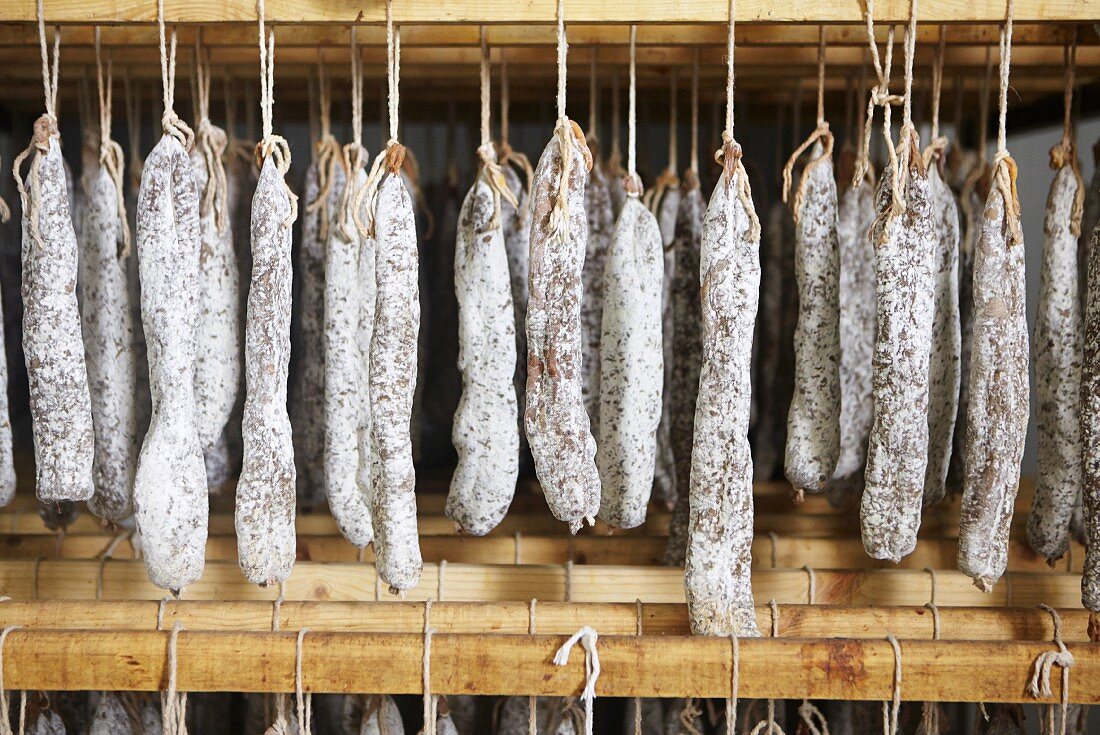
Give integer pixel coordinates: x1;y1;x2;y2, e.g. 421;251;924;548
0;601;1092;642
0;630;1094;702
0;533;1082;574
0;0;1090;24
0;560;1085;607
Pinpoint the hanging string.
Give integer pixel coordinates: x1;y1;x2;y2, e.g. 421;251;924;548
294;629;312;734
882;636;902;735
477;27;519;229
853;0;901;189
668;68;678;175
498;50;534;199
528;600;537;735
124;71;143;191
255;0;297;230
422;601;437;735
1049;33;1083;236
588;48;598;143
713;0;759;241
156;0;193;149
342;27;371;239
922;25;949;168
625;25;641;196
609;69;622;171
552;628;600;735
990;0;1022;246
12;0;63;256
307;53;343;242
388;0;401;143
782;24;833;218
93;27;131;255
689;48;700;178
161;623;189;735
1028;605;1075;735
556;0;568;121
725;635;739;735
193;31;229;236
901;0;918;129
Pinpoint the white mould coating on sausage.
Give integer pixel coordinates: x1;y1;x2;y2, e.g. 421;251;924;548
1029;163;1082;562
684;166;761;638
663;183;705;565
133;134;207;592
525;123;601;532
833;178;876;484
922;161;962;507
784;142;841;496
292;160;343;508
323;164;373;548
356;170;377;544
1080;214;1100;611
80;165;138;522
370;171;424;592
235;156;297;586
861;151;937;564
90;692;135;735
957;175;1029;591
446;171;519;536
190;152;240;494
653;186;681;508
20;135;95;502
581;162;614;437
596;196;664;529
502;164;531;462
358;695;405;735
27;711;65;735
204;429;230;492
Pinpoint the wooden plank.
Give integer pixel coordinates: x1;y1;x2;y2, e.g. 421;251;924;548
0;601;1092;642
0;0;1090;24
0;23;1092;47
0;533;1082;574
0;630;1094;702
0;560;1085;607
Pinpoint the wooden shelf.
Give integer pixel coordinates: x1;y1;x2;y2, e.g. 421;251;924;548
0;533;1082;574
0;601;1093;642
0;560;1085;607
0;0;1091;24
0;629;1094;702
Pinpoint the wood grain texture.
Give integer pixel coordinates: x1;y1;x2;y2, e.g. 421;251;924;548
0;630;1095;701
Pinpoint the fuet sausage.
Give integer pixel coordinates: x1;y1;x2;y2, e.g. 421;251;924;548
684;139;761;637
1029;142;1083;562
526;119;601;533
861;130;937;563
596;190;664;529
447;155;520;535
957;154;1028;591
133;126;207;591
15;115;96;503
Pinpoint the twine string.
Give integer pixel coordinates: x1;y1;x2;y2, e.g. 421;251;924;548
156;0;193;149
94;27;132;256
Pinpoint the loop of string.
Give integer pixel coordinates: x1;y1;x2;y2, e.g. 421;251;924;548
1028;605;1074;735
94;27;132;257
13;2;61;256
192;31;229;236
921;600;942;735
422;600;437;735
853;0;900;190
0;626;26;735
156;0;193;150
714;0;759;242
478;26;518;228
747;601;785;735
882;636;902;735
782;24;832;220
1050;34;1084;236
308;53;343;242
161;623;188;735
255;0;298;230
552;628;600;735
991;0;1022;246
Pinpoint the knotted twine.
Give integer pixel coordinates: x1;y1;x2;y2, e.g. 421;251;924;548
341;26;371;240
1028;605;1075;735
256;0;298;226
155;0;193;151
12;0;62;254
552;627;600;735
715;0;760;242
92;27;132;257
193;30;230;236
306;53;342;242
1048;33;1084;236
921;25;949;170
782;24;833;224
852;0;901;192
990;0;1023;247
477;26;519;228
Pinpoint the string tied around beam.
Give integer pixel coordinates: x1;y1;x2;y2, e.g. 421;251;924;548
306;53;343;242
552;627;600;735
477;26;519;229
93;27;132;257
12;0;61;256
990;0;1023;247
1047;32;1084;236
255;0;298;227
192;29;229;237
1028;604;1074;735
714;0;760;242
